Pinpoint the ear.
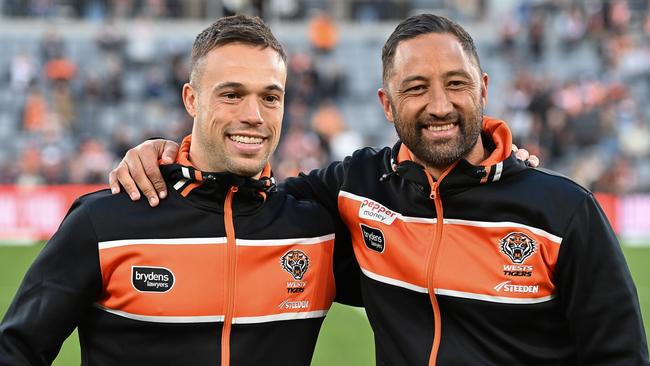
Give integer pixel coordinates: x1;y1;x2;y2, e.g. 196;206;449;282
480;72;489;107
182;83;197;118
377;88;395;123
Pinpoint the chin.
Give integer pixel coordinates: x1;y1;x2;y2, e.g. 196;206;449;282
229;161;266;177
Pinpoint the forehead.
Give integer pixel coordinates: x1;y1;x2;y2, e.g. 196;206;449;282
390;32;477;80
197;43;287;89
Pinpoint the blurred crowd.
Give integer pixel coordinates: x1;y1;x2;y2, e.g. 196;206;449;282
0;5;356;184
496;0;650;193
1;0;650;194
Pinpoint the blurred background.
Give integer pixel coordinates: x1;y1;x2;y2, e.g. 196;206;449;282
0;0;648;364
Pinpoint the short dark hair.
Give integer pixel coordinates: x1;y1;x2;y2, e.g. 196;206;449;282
381;14;481;86
190;15;287;84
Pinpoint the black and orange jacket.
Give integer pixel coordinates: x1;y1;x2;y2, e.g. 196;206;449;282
284;117;649;365
0;137;360;366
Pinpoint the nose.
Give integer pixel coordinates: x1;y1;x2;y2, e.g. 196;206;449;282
425;84;454;120
240;96;264;125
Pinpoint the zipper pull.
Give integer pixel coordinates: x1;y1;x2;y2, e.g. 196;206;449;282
231;186;239;193
430;182;437;200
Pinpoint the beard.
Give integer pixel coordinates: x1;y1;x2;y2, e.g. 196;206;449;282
392;104;483;170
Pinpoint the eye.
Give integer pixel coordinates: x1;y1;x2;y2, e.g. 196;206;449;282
263;94;281;104
447;80;467;88
406;85;426;93
222;92;240;100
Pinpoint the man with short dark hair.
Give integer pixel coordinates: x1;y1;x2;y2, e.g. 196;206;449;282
0;15;359;366
111;13;648;365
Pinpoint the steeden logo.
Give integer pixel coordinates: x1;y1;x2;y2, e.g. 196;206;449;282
493;281;539;294
278;299;310;310
358;199;398;225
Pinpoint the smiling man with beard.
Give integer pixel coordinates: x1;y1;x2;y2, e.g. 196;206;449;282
378;28;487;176
110;14;647;365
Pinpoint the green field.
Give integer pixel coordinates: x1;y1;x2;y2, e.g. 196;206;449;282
1;243;648;365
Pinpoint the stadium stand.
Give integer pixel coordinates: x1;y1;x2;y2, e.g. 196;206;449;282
0;0;649;239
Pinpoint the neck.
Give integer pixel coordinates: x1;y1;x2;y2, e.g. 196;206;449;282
187;140;214;172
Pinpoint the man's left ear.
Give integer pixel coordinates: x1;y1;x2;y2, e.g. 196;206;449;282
182;83;197;118
378;88;395;123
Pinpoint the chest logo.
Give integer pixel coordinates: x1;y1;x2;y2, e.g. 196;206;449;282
500;232;537;264
281;250;310;280
131;266;175;293
359;199;398;225
493;281;539;294
360;224;386;253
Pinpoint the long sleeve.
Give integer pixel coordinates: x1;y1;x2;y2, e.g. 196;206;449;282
0;199;102;366
281;158;350;215
282;158;363;307
555;194;649;365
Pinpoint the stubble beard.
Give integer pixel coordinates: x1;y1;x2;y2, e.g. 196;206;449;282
393;104;483;170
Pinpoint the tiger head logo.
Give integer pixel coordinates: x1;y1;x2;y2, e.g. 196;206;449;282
281;250;310;281
500;232;536;264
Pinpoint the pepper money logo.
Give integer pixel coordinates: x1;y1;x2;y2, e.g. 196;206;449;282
499;232;536;264
358;198;397;225
281;250;310;281
131;266;175;293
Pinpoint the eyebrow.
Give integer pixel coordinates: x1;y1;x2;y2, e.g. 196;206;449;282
400;75;428;87
213;82;285;94
444;70;473;79
400;69;474;87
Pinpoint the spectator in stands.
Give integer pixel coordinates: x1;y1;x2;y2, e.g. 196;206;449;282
22;86;46;133
308;10;338;54
39;28;64;63
95;18;126;57
16;147;45;186
9;51;36;92
527;9;545;61
556;5;586;52
51;80;76;131
126;16;156;68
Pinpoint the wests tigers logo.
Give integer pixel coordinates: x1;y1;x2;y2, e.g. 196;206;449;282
500;232;536;264
281;250;310;280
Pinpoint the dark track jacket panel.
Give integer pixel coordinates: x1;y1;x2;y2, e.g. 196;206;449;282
283;117;649;365
0;138;360;366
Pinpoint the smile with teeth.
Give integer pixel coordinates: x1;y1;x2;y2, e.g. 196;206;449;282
426;123;456;132
229;135;264;144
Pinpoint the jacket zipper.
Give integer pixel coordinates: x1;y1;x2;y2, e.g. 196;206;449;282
424;165;455;366
221;186;238;366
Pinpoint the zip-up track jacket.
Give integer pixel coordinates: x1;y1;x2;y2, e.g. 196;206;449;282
284;117;649;365
0;138;360;366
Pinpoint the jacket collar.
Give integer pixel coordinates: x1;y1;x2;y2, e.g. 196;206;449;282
382;116;527;192
161;135;276;211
